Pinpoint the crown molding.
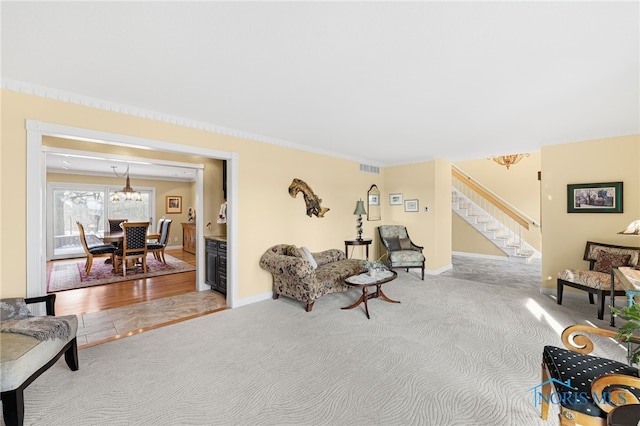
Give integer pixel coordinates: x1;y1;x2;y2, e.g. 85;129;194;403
2;78;385;167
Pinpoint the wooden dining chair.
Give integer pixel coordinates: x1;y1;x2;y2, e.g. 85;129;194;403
77;222;117;274
112;221;150;276
108;218;128;232
148;219;172;264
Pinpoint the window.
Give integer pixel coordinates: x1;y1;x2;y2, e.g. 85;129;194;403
47;183;155;259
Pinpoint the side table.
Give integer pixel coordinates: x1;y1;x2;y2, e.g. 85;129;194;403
344;238;372;260
611;267;640;326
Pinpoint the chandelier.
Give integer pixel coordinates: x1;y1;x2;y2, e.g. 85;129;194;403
111;165;141;201
490;153;530;169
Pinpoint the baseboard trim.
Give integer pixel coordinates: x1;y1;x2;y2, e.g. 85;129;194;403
232;291;272;308
452;251;509;261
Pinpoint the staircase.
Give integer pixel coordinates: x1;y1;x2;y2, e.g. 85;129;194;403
451;166;541;263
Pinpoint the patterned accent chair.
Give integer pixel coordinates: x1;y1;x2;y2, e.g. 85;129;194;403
1;294;79;426
113;221;150;276
378;225;425;280
557;241;640;321
77;222;116;274
108;218;128;232
259;244;367;312
540;324;640;426
148;219;172;264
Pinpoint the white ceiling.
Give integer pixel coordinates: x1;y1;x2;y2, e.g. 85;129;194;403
2;2;639;168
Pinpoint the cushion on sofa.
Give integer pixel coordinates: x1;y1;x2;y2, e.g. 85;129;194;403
593;250;631;273
301;246;318;269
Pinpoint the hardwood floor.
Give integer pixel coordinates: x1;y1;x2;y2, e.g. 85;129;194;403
49;249;199;316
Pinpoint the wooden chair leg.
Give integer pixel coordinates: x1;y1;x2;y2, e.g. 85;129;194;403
541;363;550;420
86;256;93;274
305;301;314;312
588;292;595;304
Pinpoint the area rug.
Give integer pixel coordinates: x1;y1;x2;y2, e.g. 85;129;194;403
47;254;196;292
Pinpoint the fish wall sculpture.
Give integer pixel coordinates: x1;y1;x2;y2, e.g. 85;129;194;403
288;178;330;218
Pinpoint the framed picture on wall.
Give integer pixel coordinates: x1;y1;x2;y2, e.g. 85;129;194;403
166;195;183;214
404;199;419;212
567;182;623;213
390;193;403;205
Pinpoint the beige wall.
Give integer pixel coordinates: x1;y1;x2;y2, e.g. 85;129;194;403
453;152;542;256
1;90;410;299
2;89;638;300
452;213;507;257
541;135;640;290
382;158;452;272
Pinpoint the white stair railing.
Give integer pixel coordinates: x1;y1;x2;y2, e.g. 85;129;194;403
452;165;540;258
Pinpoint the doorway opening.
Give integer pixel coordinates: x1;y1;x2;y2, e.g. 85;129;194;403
26;120;238;318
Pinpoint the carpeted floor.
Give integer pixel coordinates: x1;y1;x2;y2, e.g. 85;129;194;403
6;257;630;425
47;254;196;292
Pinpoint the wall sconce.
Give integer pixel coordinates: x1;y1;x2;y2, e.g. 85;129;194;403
353;200;367;241
490;153;530;169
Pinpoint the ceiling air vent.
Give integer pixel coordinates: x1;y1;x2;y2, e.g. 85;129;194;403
359;164;380;174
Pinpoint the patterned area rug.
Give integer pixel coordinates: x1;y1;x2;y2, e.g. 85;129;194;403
47;254;196;292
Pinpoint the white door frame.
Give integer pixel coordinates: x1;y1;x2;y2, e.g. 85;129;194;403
26;119;238;308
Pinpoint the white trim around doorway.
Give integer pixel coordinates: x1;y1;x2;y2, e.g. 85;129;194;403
26;119;239;309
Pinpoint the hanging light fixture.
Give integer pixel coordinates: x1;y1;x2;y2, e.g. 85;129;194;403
111;165;142;201
489;153;530;169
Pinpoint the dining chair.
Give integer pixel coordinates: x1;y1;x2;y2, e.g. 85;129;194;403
108;218;128;232
77;222;117;274
148;218;165;243
112;221;150;276
148;219;172;264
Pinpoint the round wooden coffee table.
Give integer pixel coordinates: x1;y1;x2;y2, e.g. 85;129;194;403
342;270;399;319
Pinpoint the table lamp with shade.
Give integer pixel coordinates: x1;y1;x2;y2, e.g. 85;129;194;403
619;220;640;235
619;220;640;269
353;200;367;241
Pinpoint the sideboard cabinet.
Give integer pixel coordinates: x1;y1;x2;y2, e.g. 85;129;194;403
205;237;227;295
182;223;196;254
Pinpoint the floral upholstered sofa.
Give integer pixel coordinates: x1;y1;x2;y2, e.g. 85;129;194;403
259;244;367;312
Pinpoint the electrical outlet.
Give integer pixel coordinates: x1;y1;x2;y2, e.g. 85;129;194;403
174;236;178;242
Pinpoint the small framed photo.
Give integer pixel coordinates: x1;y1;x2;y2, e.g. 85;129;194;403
567;182;623;213
166;195;183;214
404;199;419;212
389;193;403;205
368;194;380;206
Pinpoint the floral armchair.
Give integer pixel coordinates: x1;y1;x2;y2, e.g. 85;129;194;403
378;225;425;280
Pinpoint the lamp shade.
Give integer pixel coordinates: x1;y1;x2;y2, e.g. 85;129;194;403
353;200;367;216
619;220;640;235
